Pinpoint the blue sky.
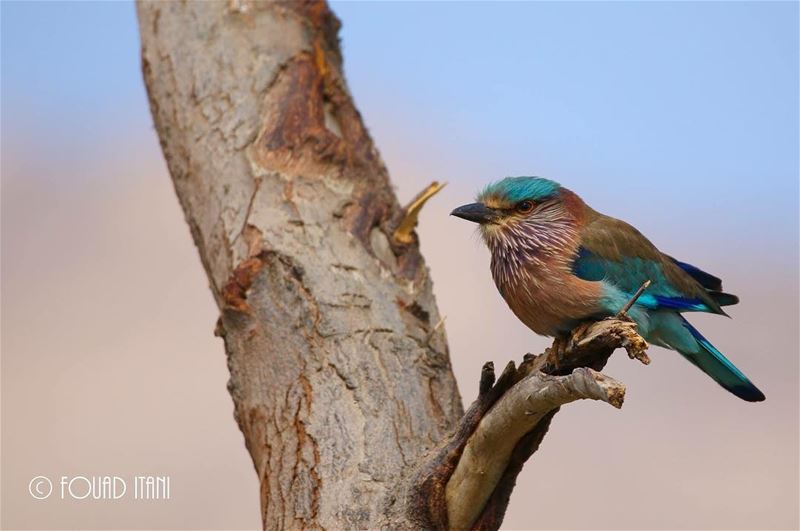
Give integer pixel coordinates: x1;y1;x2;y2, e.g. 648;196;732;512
3;1;797;236
2;2;143;125
332;1;799;260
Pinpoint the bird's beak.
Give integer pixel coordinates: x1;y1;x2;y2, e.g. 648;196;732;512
450;202;500;224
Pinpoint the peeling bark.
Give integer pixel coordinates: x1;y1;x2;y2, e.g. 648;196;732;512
137;2;647;529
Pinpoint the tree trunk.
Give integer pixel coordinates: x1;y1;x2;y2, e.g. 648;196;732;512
138;1;462;527
137;2;644;529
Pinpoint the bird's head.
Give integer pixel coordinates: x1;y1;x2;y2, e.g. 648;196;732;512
451;176;579;254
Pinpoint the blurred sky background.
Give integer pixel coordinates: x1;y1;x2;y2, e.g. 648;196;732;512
2;1;798;530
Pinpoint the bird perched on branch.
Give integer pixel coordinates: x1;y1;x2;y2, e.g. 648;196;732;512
451;176;764;402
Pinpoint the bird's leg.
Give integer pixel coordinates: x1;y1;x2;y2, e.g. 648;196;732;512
546;335;570;369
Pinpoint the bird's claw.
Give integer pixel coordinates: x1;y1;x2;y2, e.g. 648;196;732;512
546;336;571;368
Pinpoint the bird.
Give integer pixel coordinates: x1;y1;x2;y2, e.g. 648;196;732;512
450;176;765;402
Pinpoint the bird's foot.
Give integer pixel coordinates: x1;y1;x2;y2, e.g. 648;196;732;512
546;336;570;369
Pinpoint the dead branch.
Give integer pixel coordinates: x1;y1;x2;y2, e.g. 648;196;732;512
617;279;652;317
393;181;447;244
446;367;625;529
407;317;649;530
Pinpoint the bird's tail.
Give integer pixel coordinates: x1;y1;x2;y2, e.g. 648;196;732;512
655;314;765;402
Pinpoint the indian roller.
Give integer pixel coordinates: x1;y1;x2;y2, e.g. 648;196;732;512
451;176;765;402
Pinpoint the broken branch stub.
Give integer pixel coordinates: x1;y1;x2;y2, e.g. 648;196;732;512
412;318;648;530
393;181;447;244
446;368;626;530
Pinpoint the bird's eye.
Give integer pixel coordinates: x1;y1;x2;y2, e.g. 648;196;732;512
516;200;535;214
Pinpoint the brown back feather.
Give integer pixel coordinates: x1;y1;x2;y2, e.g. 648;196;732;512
580;208;725;314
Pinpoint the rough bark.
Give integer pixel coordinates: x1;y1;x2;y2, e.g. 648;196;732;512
137;2;648;529
138;1;462;527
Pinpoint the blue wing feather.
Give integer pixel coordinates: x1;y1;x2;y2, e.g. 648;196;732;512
645;294;708;311
667;257;739;307
668;257;723;291
572;246;715;312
